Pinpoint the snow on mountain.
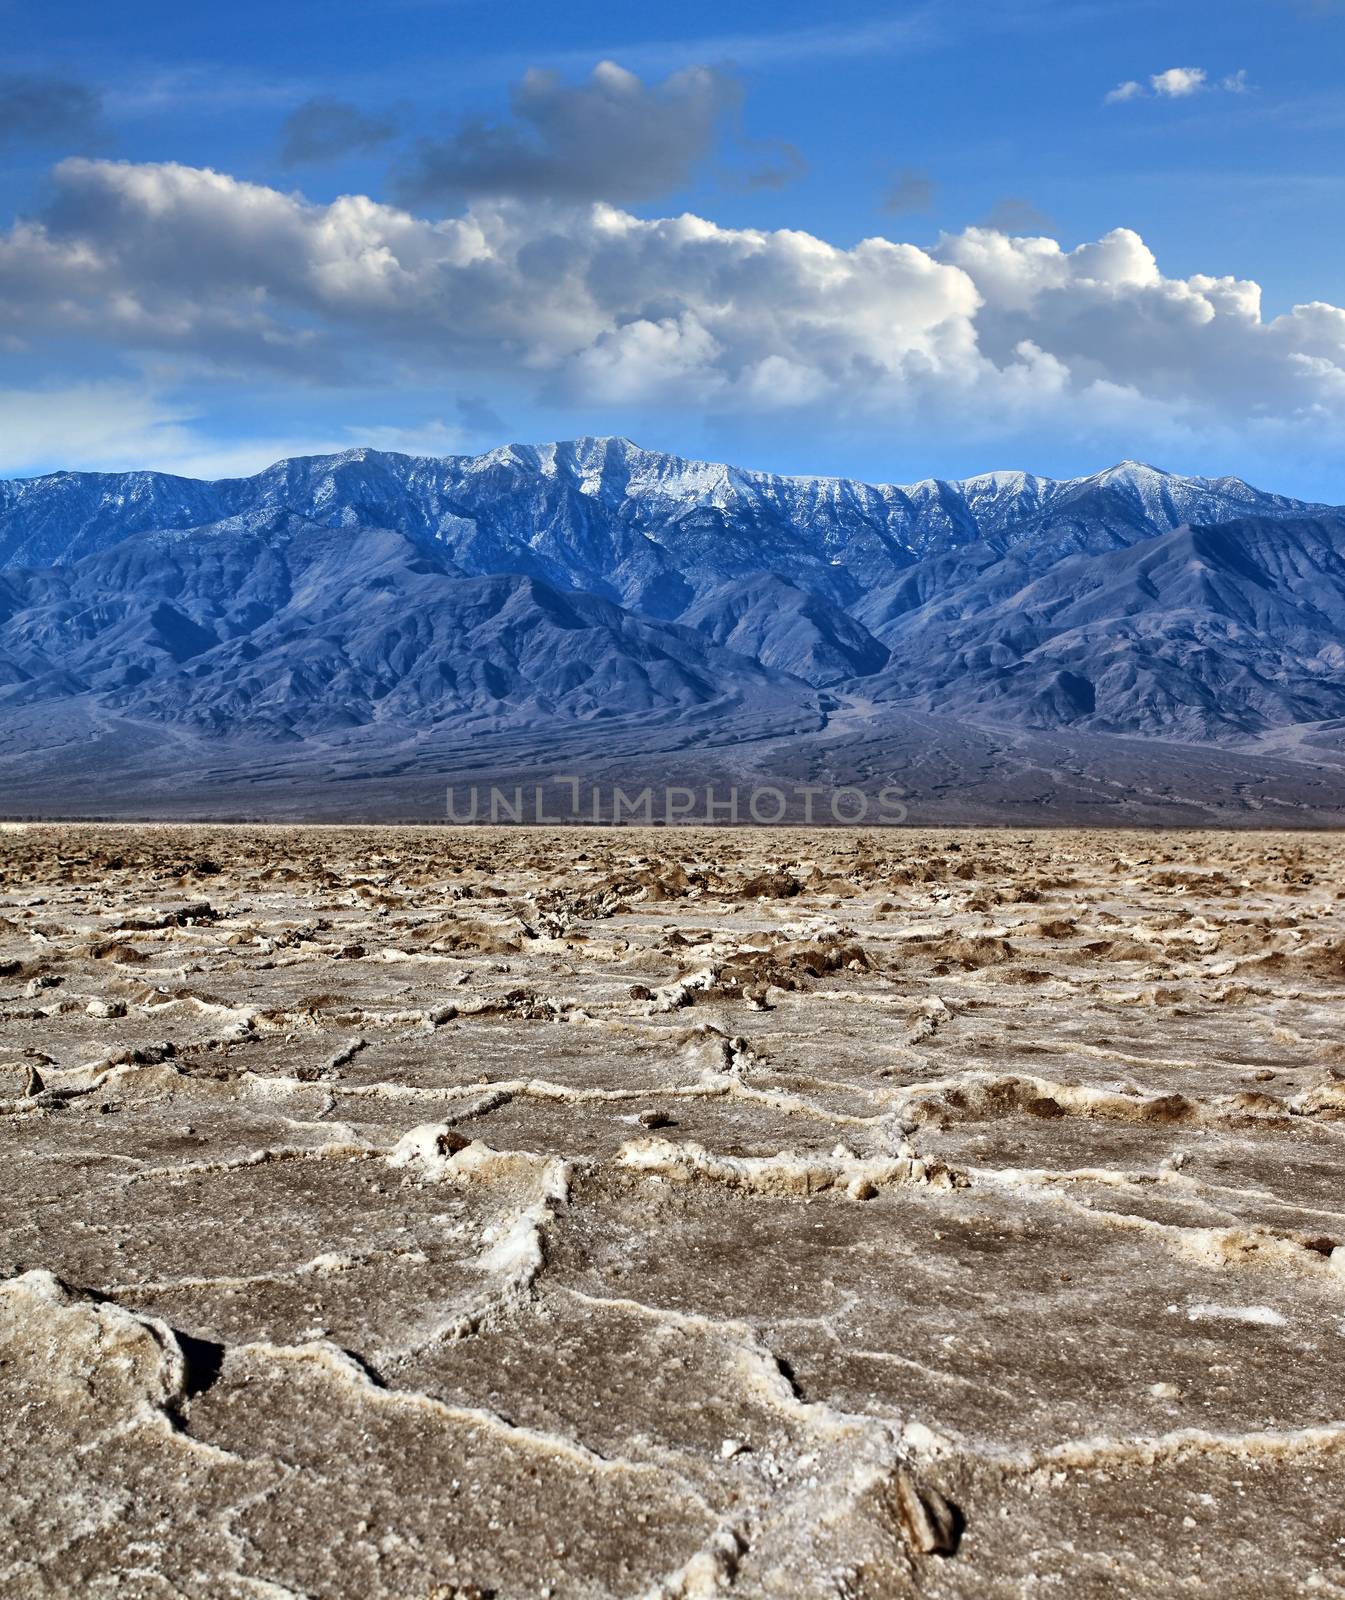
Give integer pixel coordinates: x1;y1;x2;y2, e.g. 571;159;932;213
0;438;1341;750
0;438;1323;595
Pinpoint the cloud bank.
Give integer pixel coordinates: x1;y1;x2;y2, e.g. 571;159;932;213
0;154;1342;469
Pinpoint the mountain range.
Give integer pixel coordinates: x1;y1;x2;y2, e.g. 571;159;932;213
0;437;1342;820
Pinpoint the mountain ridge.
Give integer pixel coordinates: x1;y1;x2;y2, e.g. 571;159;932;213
0;440;1342;814
2;437;1332;583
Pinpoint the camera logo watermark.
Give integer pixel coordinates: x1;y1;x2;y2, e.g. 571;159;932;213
447;777;908;825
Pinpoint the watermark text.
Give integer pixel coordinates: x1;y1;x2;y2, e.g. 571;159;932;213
446;778;907;825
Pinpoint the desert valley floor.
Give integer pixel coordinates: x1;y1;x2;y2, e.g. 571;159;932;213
2;823;1344;1598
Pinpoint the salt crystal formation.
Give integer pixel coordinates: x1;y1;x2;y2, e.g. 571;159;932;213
2;824;1343;1596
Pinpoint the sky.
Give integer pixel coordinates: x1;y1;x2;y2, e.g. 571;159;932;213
1;0;1343;496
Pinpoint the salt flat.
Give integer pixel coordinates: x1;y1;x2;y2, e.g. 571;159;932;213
2;824;1344;1597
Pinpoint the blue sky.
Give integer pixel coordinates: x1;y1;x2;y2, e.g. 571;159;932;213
2;0;1343;495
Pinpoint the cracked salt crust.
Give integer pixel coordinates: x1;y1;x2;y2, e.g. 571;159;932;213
1;823;1344;1595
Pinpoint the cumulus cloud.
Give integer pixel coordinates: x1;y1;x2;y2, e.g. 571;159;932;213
0;74;101;149
1106;65;1249;104
1;157;1342;461
280;98;397;165
1151;66;1208;97
395;60;739;205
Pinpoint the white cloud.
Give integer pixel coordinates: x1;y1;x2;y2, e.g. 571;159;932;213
1106;65;1250;105
1151;66;1208;97
0;158;1342;468
1104;80;1145;105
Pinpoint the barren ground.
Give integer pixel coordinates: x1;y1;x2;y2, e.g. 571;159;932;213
2;824;1344;1598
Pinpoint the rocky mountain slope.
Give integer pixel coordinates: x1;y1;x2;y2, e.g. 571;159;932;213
0;438;1341;762
866;514;1345;738
0;511;801;737
0;438;1321;601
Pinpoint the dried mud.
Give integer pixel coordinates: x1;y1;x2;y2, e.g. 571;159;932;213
2;823;1344;1598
